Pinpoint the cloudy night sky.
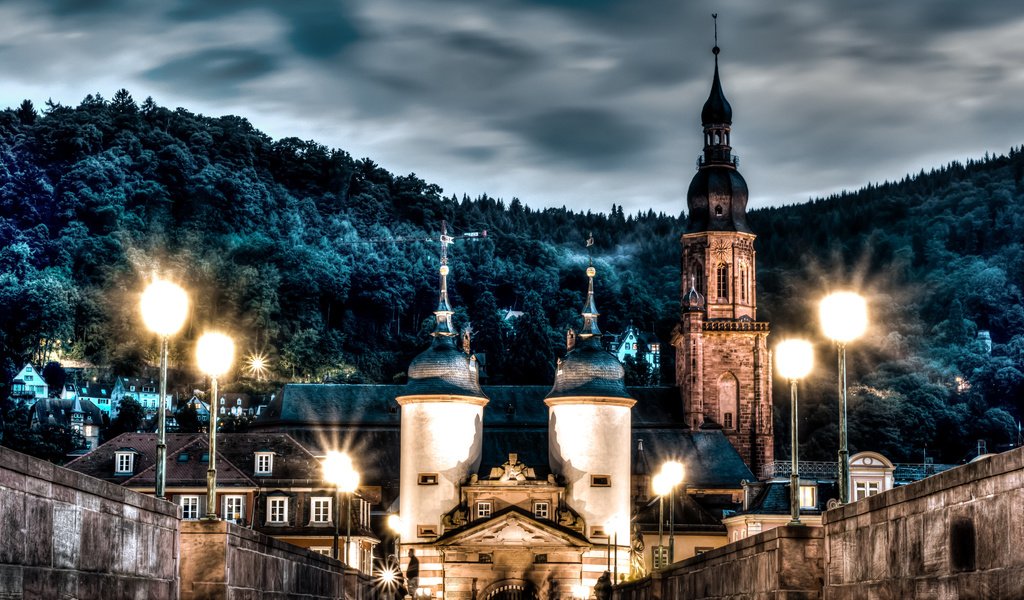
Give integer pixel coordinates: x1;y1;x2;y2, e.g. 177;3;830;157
2;1;1024;216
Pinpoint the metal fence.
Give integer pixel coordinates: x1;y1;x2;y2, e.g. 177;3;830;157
760;460;957;482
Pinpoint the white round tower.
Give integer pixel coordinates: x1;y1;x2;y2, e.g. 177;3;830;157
397;262;488;543
546;266;635;574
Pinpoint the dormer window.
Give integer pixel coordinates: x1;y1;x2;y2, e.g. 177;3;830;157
255;452;274;475
115;451;134;475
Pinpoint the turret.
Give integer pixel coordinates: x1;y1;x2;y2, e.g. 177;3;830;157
397;258;488;543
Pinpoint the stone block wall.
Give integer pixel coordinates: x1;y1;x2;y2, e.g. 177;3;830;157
179;519;372;600
0;445;180;599
823;446;1024;599
614;526;823;600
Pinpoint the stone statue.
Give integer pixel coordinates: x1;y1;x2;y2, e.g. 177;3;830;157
594;571;612;600
566;328;576;351
629;521;647;579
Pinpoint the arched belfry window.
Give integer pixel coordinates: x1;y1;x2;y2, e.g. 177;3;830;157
718;373;738;430
740;264;748;303
716;263;729;301
692;264;704;296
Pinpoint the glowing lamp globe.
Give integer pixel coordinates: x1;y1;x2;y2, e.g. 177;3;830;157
196;332;235;378
661;460;685;486
604;513;628;539
819;292;868;343
387;514;402;533
652;472;672;497
323;451;360;493
776;339;814;380
141;280;189;336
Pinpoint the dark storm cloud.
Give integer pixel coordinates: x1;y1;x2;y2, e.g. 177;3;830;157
511;108;651;167
3;0;1024;213
166;0;362;59
144;48;278;96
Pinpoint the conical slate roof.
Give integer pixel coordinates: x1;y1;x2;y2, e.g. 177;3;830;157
401;263;487;401
546;266;632;402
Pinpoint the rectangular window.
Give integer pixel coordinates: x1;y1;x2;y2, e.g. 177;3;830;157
255;452;273;475
479;553;492;563
179;496;200;520
418;473;438;485
115;452;134;474
310;547;333;556
534;502;549;519
534;554;547;564
799;485;816;509
653;545;668;569
854;481;880;501
477;501;492;519
130;385;136;391
268;498;288;524
223;495;245;522
311;497;333;523
591;475;611;487
590;526;608;539
723;412;733;429
417;525;438;537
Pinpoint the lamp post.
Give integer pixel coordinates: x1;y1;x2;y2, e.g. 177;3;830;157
819;292;867;504
387;514;402;565
604;514;626;585
197;332;234;520
660;460;684;564
323;451;360;567
140;279;189;499
776;339;814;525
651;472;672;569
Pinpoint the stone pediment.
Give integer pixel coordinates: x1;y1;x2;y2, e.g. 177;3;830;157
435;507;589;549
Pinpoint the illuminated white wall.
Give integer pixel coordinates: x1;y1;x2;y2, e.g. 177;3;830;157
399;399;484;541
548;401;632;540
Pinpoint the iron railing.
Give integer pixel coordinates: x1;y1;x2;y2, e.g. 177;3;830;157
760;460;957;482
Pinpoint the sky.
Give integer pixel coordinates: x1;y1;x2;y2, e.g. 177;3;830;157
2;1;1024;216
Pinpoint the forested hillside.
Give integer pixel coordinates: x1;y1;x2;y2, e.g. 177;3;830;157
1;91;1021;463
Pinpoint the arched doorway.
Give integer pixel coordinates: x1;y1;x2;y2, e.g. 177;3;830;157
485;583;538;600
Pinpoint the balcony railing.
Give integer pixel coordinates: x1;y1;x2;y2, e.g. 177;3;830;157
760;460;957;482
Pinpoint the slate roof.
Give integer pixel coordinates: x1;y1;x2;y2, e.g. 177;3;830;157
737;480;839;516
31;397;104;428
634;490;726;534
65;432;325;486
403;336;488;400
254;384;753;492
546;338;632;401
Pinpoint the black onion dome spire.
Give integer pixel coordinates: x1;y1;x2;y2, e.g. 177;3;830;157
546;265;631;401
686;16;753;235
404;262;487;400
701;46;733;126
682;278;706;313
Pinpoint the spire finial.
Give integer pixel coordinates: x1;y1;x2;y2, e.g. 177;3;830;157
712;13;720;55
433;220;455;336
580;234;601;338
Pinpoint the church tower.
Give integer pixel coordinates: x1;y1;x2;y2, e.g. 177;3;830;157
674;30;773;474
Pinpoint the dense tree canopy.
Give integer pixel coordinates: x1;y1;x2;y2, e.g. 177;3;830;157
0;91;1022;463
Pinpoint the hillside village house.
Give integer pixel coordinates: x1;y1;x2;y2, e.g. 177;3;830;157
10;363;48;401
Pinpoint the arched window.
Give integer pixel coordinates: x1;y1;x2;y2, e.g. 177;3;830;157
691;264;704;296
714;205;723;216
716;264;729;301
718;373;738;429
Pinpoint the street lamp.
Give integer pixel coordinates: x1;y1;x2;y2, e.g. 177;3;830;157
323;451;360;567
140;279;189;499
197;331;234;520
819;291;867;504
604;513;627;585
776;339;814;526
651;472;672;569
659;460;684;564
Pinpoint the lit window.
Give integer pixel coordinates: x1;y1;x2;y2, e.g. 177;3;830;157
220;398;226;405
268;498;288;524
310;547;333;556
130;385;136;392
223;495;245;522
179;496;200;520
477;501;492;519
799;485;816;508
311;497;333;523
114;452;134;474
534;502;549;519
418;473;438;485
747;522;762;535
255;452;274;475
